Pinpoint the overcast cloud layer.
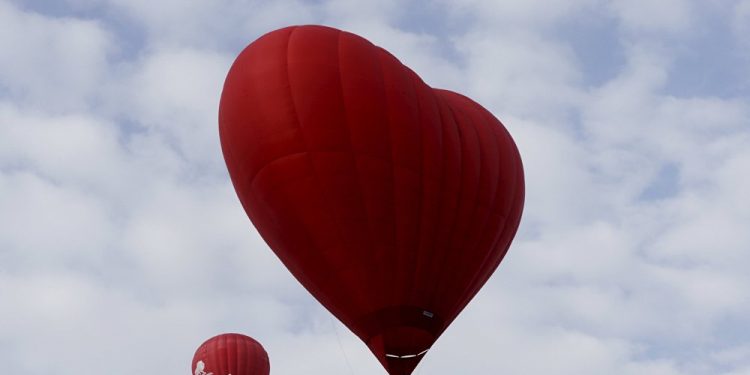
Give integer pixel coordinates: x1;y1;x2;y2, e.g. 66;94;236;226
1;0;749;374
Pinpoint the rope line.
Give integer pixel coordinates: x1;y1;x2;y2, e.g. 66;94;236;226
330;316;357;375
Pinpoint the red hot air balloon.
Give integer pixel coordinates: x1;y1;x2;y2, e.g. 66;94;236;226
192;333;269;375
220;25;524;374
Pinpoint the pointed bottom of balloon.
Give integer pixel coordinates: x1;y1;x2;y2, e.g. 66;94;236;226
382;356;423;375
367;327;434;375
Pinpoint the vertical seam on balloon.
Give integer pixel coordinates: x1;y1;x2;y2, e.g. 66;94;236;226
467;108;508;288
217;335;224;375
238;335;244;374
488;121;522;258
372;47;389;333
284;27;362;318
427;93;464;309
252;337;257;374
209;338;215;375
284;26;344;311
446;103;507;316
373;47;400;319
251;338;257;374
228;335;233;375
470;108;503;255
460;167;519;310
378;47;400;312
222;335;228;375
235;334;242;374
424;93;456;311
478;113;518;277
395;69;427;359
226;334;232;375
404;71;426;311
446;94;486;319
211;337;220;375
496;136;525;260
255;337;262;375
336;29;381;318
249;27;327;293
458;96;485;249
421;89;449;318
423;87;445;294
464;104;501;255
389;62;406;315
454;115;523;313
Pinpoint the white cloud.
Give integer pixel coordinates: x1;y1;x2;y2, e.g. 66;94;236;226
105;0;319;49
0;1;112;111
0;171;114;270
510;117;600;228
609;0;694;35
736;1;750;36
458;31;585;122
733;0;750;85
0;103;126;189
713;344;750;369
439;0;601;30
114;48;232;171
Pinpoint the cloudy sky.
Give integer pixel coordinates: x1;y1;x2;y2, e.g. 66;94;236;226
1;0;749;374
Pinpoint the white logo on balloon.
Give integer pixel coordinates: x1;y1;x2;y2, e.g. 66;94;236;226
195;360;230;375
194;361;212;375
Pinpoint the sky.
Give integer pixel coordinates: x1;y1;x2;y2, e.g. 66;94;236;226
1;0;749;374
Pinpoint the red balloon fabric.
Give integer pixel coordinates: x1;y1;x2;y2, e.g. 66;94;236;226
192;333;269;375
220;25;524;374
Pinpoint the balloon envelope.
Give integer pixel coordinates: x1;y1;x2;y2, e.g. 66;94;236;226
220;25;524;374
192;333;269;375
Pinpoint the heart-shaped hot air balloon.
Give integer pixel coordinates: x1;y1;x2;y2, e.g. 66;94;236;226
220;25;524;375
192;333;269;375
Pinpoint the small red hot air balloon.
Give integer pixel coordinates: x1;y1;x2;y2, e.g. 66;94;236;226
220;25;524;374
192;333;269;375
